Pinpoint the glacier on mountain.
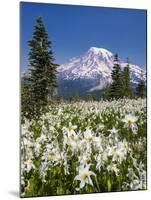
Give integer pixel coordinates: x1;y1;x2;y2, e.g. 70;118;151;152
58;47;146;92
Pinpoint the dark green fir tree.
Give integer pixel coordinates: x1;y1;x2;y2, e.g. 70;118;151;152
121;58;132;98
22;16;58;119
109;54;123;99
136;71;146;98
101;84;110;100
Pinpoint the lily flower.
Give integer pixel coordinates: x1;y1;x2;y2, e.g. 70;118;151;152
74;164;96;189
122;114;138;134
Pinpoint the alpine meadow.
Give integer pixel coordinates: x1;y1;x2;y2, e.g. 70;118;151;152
21;3;147;197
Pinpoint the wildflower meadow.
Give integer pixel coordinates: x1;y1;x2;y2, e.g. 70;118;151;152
21;98;147;197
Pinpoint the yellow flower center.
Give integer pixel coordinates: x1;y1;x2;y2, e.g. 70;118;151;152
88;135;93;140
68;127;72;132
49;153;54;160
72;135;77;141
69;143;73;148
57;156;62;161
82;172;89;180
116;153;120;159
128;119;132;125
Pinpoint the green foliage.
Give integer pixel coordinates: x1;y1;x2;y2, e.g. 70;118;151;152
121;61;132;98
22;16;58;120
108;56;132;100
21;81;33;120
101;84;110;100
136;79;146;98
109;54;123;99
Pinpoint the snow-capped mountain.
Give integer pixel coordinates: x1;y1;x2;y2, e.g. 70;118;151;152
58;47;146;94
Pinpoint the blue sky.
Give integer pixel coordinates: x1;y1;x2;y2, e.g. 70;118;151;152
20;2;147;71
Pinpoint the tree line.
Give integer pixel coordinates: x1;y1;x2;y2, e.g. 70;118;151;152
102;54;146;100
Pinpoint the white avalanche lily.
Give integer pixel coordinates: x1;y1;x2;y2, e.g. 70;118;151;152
108;146;117;156
68;139;77;152
107;163;120;176
112;149;125;163
64;122;77;137
84;128;94;142
108;126;119;135
118;139;129;154
74;164;96;189
122;114;138;134
25;159;35;172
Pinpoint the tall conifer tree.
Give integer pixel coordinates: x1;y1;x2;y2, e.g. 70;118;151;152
24;16;58;119
109;54;122;99
136;71;146;98
121;58;132;97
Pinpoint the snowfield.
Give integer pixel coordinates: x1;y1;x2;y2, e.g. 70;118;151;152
58;47;146;91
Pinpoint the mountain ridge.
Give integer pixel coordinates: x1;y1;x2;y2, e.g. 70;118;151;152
58;47;146;92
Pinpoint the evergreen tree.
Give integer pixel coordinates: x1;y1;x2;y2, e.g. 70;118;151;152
23;16;58;119
136;72;146;98
121;58;132;98
109;54;123;99
21;82;33;120
101;84;110;100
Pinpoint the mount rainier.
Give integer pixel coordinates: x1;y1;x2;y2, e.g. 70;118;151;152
57;47;146;98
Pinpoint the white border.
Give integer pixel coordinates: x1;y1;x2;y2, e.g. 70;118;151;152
0;0;150;199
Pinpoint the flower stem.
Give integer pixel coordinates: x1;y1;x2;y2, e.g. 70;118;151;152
95;176;100;192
